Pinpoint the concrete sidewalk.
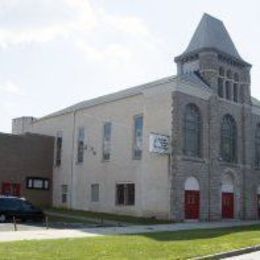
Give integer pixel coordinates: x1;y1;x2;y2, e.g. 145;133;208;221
0;220;259;243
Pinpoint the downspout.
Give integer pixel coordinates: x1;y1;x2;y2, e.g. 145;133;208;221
207;97;213;221
70;110;77;209
241;104;246;220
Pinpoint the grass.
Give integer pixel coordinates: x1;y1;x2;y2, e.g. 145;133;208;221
1;224;260;259
46;207;172;225
47;215;96;224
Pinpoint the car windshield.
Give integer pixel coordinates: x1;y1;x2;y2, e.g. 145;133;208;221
0;198;22;210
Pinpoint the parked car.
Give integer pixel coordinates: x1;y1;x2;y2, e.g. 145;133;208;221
0;196;45;223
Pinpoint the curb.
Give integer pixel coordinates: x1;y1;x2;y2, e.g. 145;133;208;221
195;245;260;259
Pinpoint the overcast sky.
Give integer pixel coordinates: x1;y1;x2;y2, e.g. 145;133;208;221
0;0;259;133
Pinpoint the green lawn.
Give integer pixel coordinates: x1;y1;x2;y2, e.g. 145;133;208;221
46;207;172;225
47;215;96;224
1;225;260;259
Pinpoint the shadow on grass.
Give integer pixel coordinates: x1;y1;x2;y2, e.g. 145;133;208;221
127;224;260;241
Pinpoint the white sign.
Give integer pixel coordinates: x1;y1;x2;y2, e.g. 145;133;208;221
149;133;170;154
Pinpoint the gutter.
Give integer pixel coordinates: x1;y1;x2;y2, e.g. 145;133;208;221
70;110;77;209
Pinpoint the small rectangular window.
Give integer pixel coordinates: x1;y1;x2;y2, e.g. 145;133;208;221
77;127;85;163
55;131;62;166
61;185;68;204
91;184;99;202
116;183;135;206
26;177;50;190
133;115;143;160
103;122;112;161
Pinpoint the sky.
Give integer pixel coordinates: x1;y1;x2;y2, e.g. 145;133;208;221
0;0;259;133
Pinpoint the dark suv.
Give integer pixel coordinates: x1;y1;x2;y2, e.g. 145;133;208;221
0;196;45;223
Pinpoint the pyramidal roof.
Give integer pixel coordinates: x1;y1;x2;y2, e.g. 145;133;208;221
177;14;246;63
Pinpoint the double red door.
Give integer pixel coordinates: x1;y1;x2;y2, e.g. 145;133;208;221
1;182;21;196
222;192;234;219
185;190;200;219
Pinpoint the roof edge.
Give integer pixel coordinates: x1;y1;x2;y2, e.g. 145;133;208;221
175;47;252;67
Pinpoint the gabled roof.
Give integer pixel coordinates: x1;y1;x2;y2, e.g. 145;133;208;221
36;73;211;121
176;14;248;65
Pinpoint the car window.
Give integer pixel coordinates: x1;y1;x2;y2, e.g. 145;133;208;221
21;201;35;210
0;198;22;210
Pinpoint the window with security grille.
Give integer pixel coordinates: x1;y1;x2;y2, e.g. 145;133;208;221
102;122;111;161
91;184;99;202
116;183;135;206
220;114;237;163
77;127;85;163
183;104;202;157
61;185;68;204
133;115;143;160
55;131;62;166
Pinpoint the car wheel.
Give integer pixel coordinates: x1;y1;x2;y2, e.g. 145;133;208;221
0;214;6;223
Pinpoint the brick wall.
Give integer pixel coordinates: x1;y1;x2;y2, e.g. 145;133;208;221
0;133;54;207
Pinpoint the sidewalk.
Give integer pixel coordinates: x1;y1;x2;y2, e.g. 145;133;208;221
0;220;259;243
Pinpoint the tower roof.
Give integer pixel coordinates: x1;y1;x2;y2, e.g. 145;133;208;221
175;14;249;65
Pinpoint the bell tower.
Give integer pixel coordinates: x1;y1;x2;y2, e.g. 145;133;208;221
174;14;252;104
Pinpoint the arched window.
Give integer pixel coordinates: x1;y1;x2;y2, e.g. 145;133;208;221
219;67;225;77
221;115;237;163
218;78;224;98
225;81;231;100
233;83;238;102
255;124;260;168
183;104;202;157
226;69;232;79
234;73;239;82
239;87;244;103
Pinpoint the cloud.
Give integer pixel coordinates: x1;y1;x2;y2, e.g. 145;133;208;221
76;41;132;63
0;0;152;50
97;9;150;37
0;80;24;96
0;0;97;48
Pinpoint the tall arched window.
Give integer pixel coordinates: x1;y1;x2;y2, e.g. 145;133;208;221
183;104;202;157
218;78;224;98
234;73;239;82
219;67;225;77
255;124;260;168
225;81;231;100
221;115;237;163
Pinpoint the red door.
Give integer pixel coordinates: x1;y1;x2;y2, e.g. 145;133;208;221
257;195;260;219
185;190;200;219
1;182;21;196
222;192;234;219
2;182;12;195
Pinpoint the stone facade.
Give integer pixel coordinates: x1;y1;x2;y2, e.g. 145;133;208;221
11;14;260;221
0;133;54;207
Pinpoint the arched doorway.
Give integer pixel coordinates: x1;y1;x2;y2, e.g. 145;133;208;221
184;177;200;220
257;186;260;219
222;174;234;219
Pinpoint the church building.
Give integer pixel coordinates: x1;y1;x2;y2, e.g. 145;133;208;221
12;14;260;221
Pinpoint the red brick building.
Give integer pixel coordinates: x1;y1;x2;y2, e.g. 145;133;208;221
0;133;54;207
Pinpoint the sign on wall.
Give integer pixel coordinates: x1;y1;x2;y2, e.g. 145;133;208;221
149;133;170;154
